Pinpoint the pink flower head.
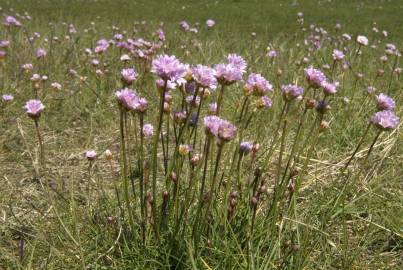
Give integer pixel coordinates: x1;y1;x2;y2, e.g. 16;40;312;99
208;102;218;115
4;16;21;27
204;116;237;142
215;62;244;85
256;96;273;109
151;54;188;82
85;150;97;161
156;28;165;41
68;24;77;34
332;49;344;61
281;84;304;101
321;81;339;95
95;39;109;54
121;68;138;85
192;65;217;89
267;50;277;58
227;54;247;72
0;50;6;59
240;141;253;155
115;88;138;111
304;67;326;88
0;40;10;48
142;124;154;138
376;93;395;111
36;48;47;58
245;73;273;96
356;35;368;46
370;110;399;131
2;94;14;102
179;21;190;31
22;63;33;72
24;99;44;119
206;19;215;28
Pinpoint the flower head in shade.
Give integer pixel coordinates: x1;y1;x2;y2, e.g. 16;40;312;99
142;124;154;138
332;49;344;61
4;16;21;27
186;95;201;107
244;73;273;96
206;19;215;28
357;35;368;46
121;68;138;85
256;96;273;109
304;67;326;88
321;81;339;95
281;84;304;101
85;150;97;161
370;110;399;131
192;65;217;89
2;94;14;102
115;88;137;111
36;48;47;58
376;93;395;111
24;99;44;119
151;54;188;82
240;141;253;155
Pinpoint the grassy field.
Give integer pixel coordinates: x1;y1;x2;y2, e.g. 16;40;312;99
0;0;402;269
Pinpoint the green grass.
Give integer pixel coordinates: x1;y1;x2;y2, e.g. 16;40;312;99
0;0;402;269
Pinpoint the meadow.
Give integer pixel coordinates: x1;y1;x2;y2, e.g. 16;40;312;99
0;0;402;269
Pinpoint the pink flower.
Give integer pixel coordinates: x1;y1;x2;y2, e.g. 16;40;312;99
4;16;21;27
24;99;44;119
357;35;368;46
85;150;97;161
142;124;154;138
206;19;215;28
121;68;138;85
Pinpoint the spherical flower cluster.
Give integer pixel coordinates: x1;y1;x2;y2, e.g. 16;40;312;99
4;16;21;27
85;150;97;161
206;19;215;28
370;110;399;131
121;68;138;85
156;28;165;41
94;39;109;54
321;81;339;95
179;21;190;31
142;124;154;138
240;141;253;155
256;96;273;109
192;65;217;89
332;49;344;61
51;82;62;90
281;84;304;101
304;67;326;88
151;54;188;82
357;35;368;46
267;50;277;58
36;48;47;58
2;94;14;102
215;54;247;85
0;40;10;48
375;93;395;111
244;73;273;96
115;88;148;112
24;99;45;119
204;116;237;142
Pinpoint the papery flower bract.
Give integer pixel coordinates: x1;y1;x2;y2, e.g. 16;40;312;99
85;150;97;161
281;84;304;101
192;65;217;89
304;67;326;88
24;99;44;119
376;93;395;111
370;110;399;131
142;124;154;138
151;54;188;82
245;73;273;96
